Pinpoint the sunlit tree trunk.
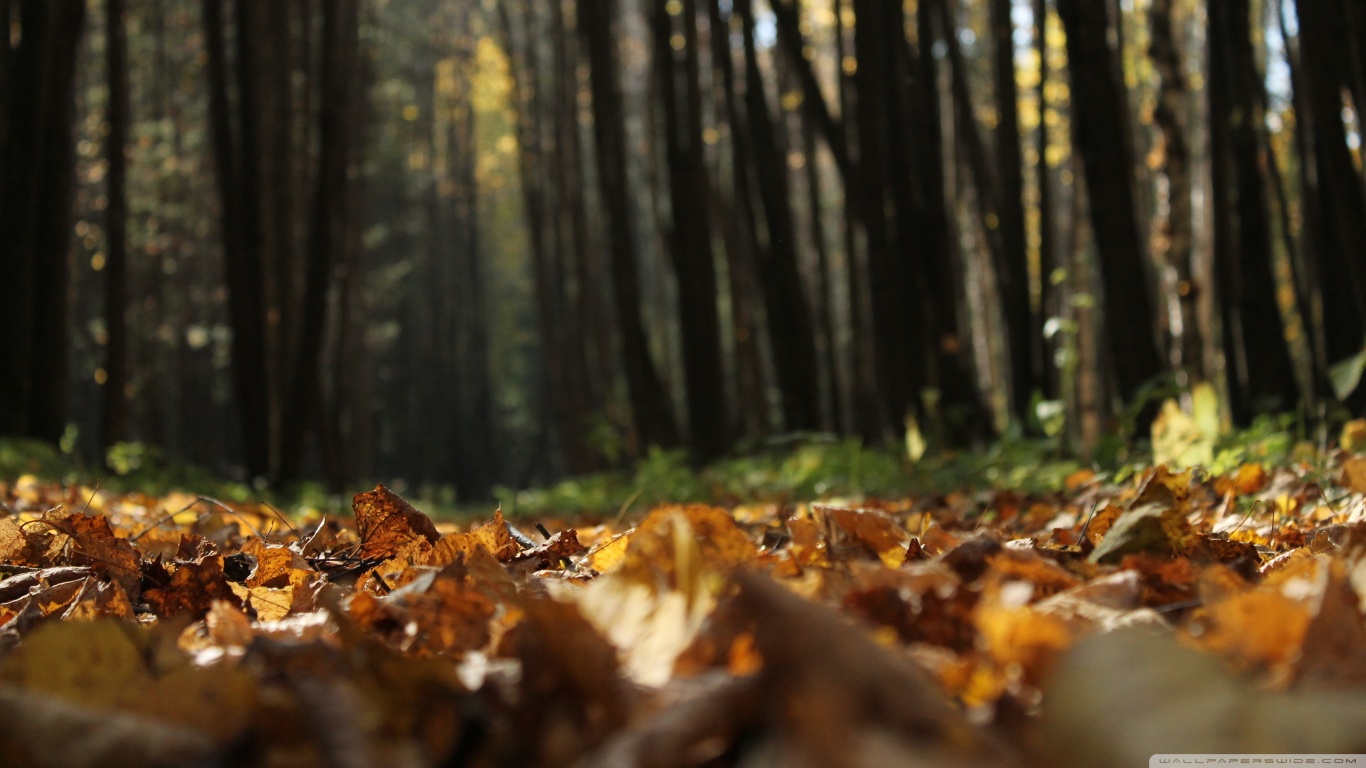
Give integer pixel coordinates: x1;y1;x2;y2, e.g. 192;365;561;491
1148;0;1202;386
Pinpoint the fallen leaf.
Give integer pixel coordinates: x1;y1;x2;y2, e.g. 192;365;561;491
352;485;441;561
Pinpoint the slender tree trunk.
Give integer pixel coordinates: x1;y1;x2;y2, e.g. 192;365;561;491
277;0;358;483
102;0;131;451
499;0;585;470
203;0;271;477
916;0;994;442
1035;0;1059;401
736;0;822;432
1054;0;1164;408
1148;0;1202;385
707;0;769;442
988;0;1035;423
1207;0;1298;422
580;0;680;449
653;0;730;460
550;0;602;471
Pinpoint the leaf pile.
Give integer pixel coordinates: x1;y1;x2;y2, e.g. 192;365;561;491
3;459;1366;767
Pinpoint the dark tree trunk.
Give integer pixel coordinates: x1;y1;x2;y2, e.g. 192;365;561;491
769;0;850;178
550;0;604;471
102;0;130;451
987;0;1035;423
1054;0;1164;407
914;0;994;442
653;0;730;460
203;0;271;477
450;41;496;499
498;0;583;472
580;0;680;450
707;0;770;443
277;0;359;483
0;0;87;443
940;0;1031;429
1207;0;1298;422
736;0;822;432
1295;0;1366;388
850;0;915;432
834;0;885;441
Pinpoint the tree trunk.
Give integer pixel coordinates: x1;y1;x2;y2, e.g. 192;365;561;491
1148;0;1203;386
102;0;130;451
736;0;822;432
707;0;770;442
653;0;730;460
203;0;271;477
988;0;1035;424
1054;0;1164;407
1035;0;1059;401
1207;0;1298;422
277;0;359;483
914;0;994;442
1295;0;1366;388
579;0;680;450
0;0;87;443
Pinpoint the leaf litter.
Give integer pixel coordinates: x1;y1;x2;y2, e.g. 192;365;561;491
2;453;1366;766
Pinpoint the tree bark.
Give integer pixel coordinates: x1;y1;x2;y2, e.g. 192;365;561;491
1148;0;1202;385
277;0;359;483
1054;0;1164;407
102;0;131;451
707;0;770;442
579;0;681;450
653;0;730;460
988;0;1035;423
1207;0;1298;422
736;0;822;432
1295;0;1366;386
0;0;87;442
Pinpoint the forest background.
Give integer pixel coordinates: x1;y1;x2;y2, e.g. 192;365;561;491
2;0;1362;506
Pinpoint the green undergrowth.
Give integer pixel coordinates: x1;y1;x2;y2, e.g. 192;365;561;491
501;412;1317;520
1;410;1322;523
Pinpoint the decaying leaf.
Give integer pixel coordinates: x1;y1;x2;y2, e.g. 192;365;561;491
352;484;442;560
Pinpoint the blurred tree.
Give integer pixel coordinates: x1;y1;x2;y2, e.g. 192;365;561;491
1054;0;1163;410
580;0;680;451
0;0;88;443
1207;0;1297;422
102;0;130;450
652;0;729;460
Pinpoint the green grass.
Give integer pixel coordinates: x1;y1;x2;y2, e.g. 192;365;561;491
1;410;1325;523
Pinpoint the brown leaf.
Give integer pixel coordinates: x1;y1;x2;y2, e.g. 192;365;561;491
143;554;237;619
44;513;141;600
425;509;518;567
352;484;441;560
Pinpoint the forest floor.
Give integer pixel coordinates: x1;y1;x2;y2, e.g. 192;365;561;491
2;423;1366;766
